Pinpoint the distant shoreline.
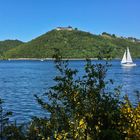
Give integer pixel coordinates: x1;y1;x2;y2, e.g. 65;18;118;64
0;58;122;61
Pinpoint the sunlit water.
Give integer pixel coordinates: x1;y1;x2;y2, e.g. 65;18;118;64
0;60;140;123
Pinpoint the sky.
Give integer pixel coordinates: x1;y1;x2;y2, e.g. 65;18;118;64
0;0;140;42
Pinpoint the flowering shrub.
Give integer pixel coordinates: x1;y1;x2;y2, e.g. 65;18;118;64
120;97;140;139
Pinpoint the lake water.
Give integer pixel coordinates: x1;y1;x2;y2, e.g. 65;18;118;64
0;60;140;123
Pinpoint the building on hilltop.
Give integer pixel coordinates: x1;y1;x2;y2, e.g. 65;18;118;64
56;26;74;31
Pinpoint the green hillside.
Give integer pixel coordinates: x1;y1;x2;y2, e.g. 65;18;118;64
4;29;140;59
0;39;24;58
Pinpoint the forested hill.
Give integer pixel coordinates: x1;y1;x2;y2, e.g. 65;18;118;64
3;29;140;59
0;40;24;58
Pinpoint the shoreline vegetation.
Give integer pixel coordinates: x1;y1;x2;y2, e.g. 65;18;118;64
1;28;140;59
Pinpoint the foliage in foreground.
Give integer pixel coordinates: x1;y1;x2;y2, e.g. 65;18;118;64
0;58;140;140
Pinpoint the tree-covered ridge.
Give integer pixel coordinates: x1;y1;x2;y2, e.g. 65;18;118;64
0;39;24;58
3;29;140;59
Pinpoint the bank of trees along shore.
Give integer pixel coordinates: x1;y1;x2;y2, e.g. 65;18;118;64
0;40;24;59
0;54;140;140
1;29;140;59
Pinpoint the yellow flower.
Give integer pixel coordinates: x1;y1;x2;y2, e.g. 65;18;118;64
79;118;86;129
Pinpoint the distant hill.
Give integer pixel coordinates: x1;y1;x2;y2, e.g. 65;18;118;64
3;29;140;59
0;40;24;58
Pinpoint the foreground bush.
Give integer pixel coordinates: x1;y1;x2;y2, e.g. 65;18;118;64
120;97;140;139
34;58;140;140
0;58;140;140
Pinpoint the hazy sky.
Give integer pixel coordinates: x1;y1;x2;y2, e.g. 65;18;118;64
0;0;139;42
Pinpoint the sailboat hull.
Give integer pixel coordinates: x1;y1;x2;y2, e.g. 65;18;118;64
121;63;136;67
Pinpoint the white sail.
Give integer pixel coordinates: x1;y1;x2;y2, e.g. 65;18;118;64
121;47;136;66
126;47;133;63
121;50;126;64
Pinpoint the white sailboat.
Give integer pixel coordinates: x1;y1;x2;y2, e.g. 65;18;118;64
121;47;136;67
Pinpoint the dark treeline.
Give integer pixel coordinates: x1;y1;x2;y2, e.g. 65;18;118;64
0;40;24;58
0;55;140;140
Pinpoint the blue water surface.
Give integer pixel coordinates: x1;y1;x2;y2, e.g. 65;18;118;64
0;59;140;123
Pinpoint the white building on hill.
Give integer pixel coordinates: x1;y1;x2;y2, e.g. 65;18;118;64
56;26;73;31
